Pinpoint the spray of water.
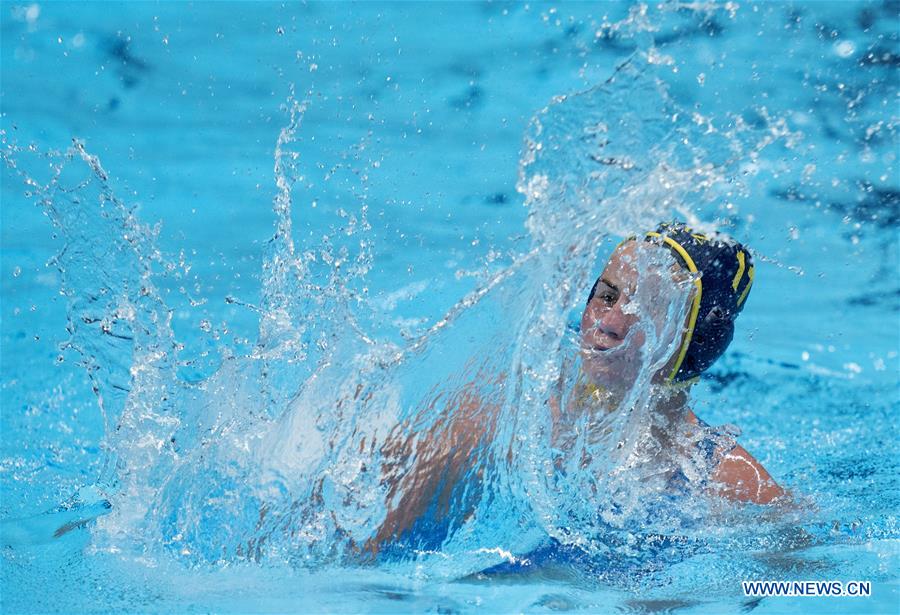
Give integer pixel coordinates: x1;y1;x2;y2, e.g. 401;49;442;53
0;53;801;580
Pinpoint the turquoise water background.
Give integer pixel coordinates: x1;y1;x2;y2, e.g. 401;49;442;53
2;2;898;613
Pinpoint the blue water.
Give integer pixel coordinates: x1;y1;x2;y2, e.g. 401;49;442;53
2;2;898;613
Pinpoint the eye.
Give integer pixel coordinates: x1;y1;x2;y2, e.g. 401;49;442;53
588;278;620;306
594;285;617;305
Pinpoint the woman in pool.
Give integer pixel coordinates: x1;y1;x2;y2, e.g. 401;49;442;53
372;222;784;550
569;222;783;504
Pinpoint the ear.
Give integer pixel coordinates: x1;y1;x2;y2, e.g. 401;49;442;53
687;316;735;376
706;305;728;323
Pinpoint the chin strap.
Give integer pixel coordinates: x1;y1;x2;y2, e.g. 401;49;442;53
660;375;700;390
570;369;604;407
574;366;699;408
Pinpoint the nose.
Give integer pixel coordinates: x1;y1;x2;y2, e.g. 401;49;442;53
585;299;632;342
598;302;630;340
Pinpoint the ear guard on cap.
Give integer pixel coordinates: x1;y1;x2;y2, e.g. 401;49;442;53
644;222;754;382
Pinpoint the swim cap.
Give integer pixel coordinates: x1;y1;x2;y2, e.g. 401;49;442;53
643;222;755;382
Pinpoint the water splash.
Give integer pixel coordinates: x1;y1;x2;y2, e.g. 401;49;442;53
2;53;808;581
1;135;186;541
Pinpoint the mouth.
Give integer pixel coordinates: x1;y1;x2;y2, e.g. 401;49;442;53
581;331;623;353
583;342;612;353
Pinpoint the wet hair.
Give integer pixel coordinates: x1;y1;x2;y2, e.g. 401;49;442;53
643;222;755;382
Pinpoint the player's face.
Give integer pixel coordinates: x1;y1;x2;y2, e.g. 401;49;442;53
581;242;692;390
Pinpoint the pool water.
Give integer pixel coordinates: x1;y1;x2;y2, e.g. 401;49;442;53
2;2;898;613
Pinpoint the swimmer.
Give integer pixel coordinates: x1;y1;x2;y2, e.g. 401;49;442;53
373;222;783;550
568;222;783;504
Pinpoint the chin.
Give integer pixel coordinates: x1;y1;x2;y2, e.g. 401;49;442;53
582;357;635;392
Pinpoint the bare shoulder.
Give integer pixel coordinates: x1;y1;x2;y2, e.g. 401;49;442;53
711;444;785;505
682;410;785;505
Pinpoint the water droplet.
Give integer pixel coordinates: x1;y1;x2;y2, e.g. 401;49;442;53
843;362;862;374
833;40;855;58
25;4;39;23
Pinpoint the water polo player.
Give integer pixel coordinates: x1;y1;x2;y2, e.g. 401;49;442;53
373;222;784;551
574;222;783;504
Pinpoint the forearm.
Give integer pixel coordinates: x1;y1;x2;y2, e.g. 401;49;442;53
370;386;495;550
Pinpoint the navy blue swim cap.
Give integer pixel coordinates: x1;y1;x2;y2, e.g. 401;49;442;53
644;222;755;382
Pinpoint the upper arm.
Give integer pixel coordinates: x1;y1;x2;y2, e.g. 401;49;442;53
710;444;785;505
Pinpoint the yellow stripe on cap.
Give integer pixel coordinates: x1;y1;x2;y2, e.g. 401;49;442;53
646;231;703;381
737;265;755;307
732;250;746;291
